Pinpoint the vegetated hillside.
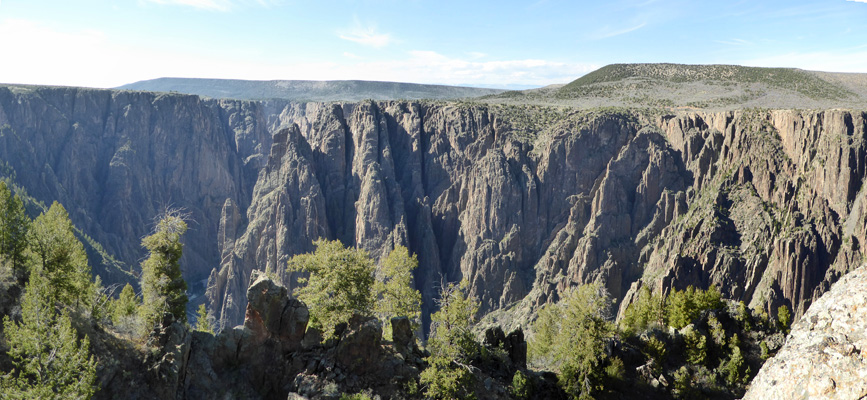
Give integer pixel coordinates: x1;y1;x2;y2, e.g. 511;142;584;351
484;63;867;110
118;77;506;102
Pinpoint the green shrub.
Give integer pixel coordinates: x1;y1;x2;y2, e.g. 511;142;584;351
777;305;791;334
510;370;533;399
287;239;375;340
530;284;614;400
420;280;479;399
682;326;708;365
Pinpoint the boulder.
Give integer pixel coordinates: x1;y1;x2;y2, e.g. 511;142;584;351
335;314;382;374
244;270;309;352
745;265;867;400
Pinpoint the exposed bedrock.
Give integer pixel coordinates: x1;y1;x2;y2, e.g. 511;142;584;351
0;86;861;331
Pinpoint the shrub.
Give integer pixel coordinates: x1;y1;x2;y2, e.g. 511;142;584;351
530;284;614;400
420;280;480;399
510;370;533;399
287;239;375;339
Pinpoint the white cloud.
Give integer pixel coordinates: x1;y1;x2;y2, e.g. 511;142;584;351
715;38;754;46
0;20;595;89
144;0;234;11
846;0;867;3
591;22;647;39
338;20;392;48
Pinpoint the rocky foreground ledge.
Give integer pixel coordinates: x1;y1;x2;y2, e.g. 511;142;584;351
101;270;540;400
745;264;867;399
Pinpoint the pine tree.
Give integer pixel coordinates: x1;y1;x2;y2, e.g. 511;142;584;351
287;239;375;339
0;181;30;278
373;245;422;336
419;280;480;399
529;284;614;400
1;273;97;399
194;303;213;334
111;283;141;334
140;213;188;328
25;202;91;309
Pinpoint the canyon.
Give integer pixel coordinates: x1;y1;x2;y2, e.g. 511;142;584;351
0;82;864;336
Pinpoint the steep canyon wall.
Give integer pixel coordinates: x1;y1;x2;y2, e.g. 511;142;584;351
0;85;863;330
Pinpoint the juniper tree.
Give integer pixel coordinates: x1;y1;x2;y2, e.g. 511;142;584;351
0;181;30;278
25;202;92;309
530;284;615;400
373;245;422;337
287;239;375;339
1;273;97;399
140;213;188;328
419;280;480;399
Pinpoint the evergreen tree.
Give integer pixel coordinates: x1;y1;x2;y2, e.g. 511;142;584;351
373;245;422;336
25;202;91;309
194;303;213;334
287;239;375;339
111;283;141;334
776;304;791;334
140;213;188;328
419;280;480;399
1;273;97;399
0;181;30;278
529;284;614;400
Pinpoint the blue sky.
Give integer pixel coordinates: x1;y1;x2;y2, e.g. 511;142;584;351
1;0;867;89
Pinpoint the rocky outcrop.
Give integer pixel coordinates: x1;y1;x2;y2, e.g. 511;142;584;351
208;103;867;332
0;84;863;337
745;264;867;400
0;87;274;289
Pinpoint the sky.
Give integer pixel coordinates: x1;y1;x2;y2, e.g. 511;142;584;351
1;0;867;89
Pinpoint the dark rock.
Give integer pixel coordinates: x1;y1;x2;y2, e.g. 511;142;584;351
335;314;382;374
390;316;414;348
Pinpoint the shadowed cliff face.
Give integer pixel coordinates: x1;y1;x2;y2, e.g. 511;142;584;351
0;86;275;287
0;85;863;332
208;103;867;332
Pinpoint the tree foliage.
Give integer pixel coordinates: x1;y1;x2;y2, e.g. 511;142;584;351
194;303;214;334
1;273;97;399
25;202;92;309
373;245;422;335
140;213;188;328
664;285;723;330
0;181;30;277
619;286;664;336
419;280;480;399
529;284;614;400
287;239;375;339
776;305;791;334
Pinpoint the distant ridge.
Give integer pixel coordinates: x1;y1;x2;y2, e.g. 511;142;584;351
485;63;867;110
117;77;506;101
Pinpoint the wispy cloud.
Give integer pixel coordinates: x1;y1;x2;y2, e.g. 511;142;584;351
591;22;647;39
847;0;867;3
144;0;234;11
141;0;278;11
715;38;754;46
0;19;596;89
338;19;392;48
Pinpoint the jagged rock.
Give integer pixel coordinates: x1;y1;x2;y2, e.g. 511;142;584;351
745;264;867;400
335;314;382;374
483;326;527;368
244;270;309;351
0;84;864;349
390;316;414;348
